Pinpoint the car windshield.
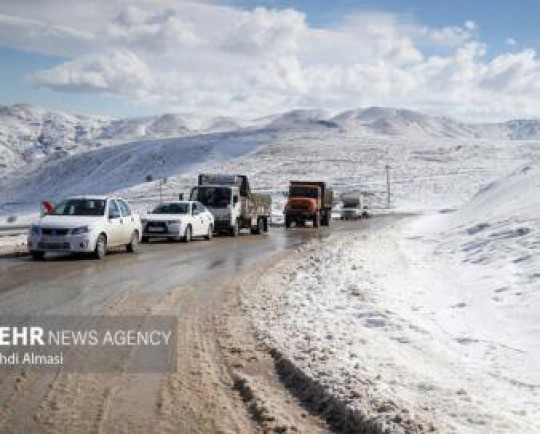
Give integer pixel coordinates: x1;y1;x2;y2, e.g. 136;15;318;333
51;199;106;216
289;186;319;199
191;187;231;208
152;203;189;214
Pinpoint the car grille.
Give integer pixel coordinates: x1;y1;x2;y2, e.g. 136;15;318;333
41;228;70;236
38;242;71;250
144;221;169;233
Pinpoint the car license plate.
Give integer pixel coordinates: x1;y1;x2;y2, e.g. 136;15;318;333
148;227;165;233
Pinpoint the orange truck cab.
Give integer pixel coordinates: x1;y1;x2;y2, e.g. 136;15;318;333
284;181;333;228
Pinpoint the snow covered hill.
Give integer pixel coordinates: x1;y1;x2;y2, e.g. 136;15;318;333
3;103;540;175
332;107;540;139
0;128;271;213
0;104;244;172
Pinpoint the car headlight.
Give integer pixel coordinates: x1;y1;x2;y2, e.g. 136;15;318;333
71;226;90;235
30;225;41;235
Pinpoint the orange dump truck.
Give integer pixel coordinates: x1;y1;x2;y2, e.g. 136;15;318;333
284;181;333;228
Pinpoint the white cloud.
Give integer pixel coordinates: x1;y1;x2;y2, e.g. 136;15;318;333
423;21;477;47
1;1;540;120
0;13;96;56
221;7;306;55
107;6;199;51
29;50;154;96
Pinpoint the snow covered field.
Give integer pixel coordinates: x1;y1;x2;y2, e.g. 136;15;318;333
243;163;540;432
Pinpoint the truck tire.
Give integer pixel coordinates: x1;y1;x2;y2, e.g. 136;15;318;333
313;213;320;228
285;216;292;228
256;218;264;234
230;220;239;237
324;211;331;226
263;217;269;232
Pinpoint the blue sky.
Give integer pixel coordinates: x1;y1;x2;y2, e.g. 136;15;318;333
238;0;540;50
0;0;540;120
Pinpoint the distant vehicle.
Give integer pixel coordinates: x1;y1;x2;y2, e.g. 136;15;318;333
189;174;271;236
340;192;368;220
27;196;142;260
284;181;333;228
141;201;214;242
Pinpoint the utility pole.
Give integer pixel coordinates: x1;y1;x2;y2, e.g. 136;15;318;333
385;165;391;208
159;178;168;204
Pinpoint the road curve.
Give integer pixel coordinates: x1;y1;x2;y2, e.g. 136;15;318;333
0;219;380;433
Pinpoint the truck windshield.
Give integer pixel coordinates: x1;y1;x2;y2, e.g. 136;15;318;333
191;187;231;208
289;186;319;199
51;199;106;216
152;203;189;214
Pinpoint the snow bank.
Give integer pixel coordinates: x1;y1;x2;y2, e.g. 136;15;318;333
244;164;540;432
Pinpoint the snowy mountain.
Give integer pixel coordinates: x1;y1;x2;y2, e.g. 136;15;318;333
3;103;540;175
331;107;540;139
0;104;110;170
0;104;244;172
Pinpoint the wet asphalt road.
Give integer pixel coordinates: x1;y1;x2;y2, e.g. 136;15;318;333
0;223;355;317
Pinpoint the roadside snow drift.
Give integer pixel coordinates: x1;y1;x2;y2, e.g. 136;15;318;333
244;164;540;432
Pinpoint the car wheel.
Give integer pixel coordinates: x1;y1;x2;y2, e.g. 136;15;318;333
126;231;139;253
205;224;213;240
31;251;45;261
94;234;107;259
183;225;192;242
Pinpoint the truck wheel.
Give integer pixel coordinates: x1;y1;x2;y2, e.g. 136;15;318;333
251;218;263;235
325;211;331;226
285;216;292;228
205;224;213;240
93;234;107;259
31;251;45;261
126;231;139;253
263;217;269;232
183;225;192;242
230;220;239;237
313;214;320;228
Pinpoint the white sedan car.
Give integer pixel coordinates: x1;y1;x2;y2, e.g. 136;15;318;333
142;201;214;242
28;196;142;260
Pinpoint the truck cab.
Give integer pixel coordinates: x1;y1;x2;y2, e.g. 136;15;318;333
340;192;368;220
284;181;333;228
189;174;270;236
190;183;240;233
